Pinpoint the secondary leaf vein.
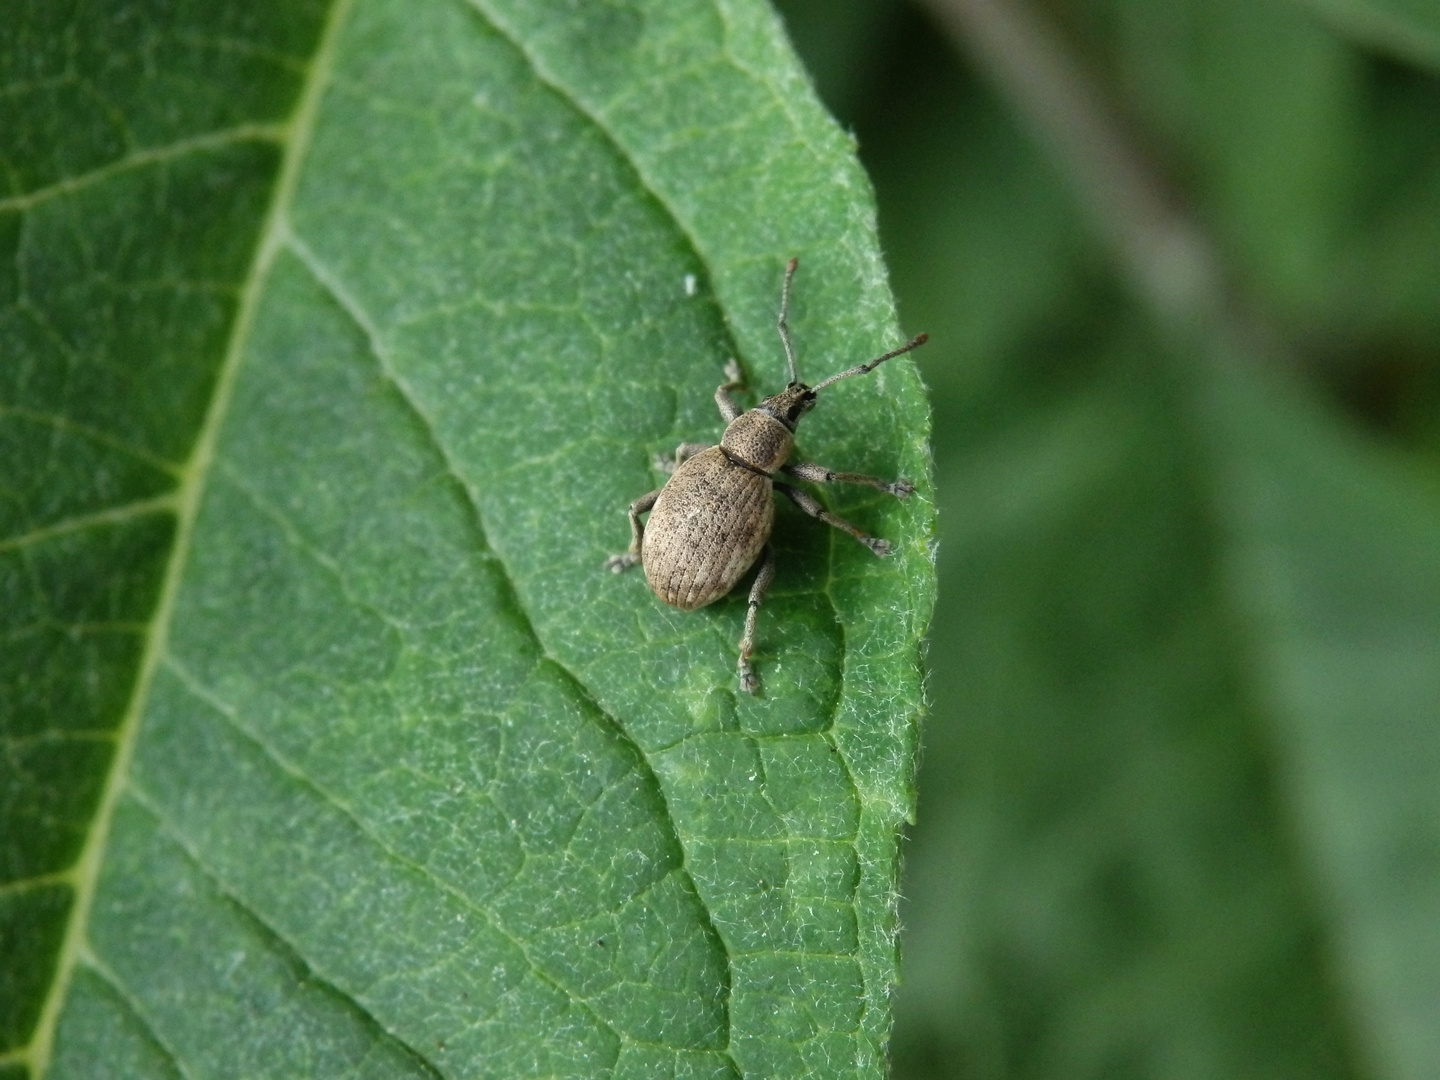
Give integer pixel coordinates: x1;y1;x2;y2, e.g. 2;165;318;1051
156;654;622;1066
0;123;287;215
0;495;178;555
283;229;739;1066
109;788;446;1080
74;951;196;1080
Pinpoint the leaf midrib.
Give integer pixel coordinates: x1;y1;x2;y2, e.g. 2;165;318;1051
20;1;358;1073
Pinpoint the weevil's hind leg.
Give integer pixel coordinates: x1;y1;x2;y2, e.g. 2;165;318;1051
603;489;661;572
776;481;893;558
715;359;746;423
652;443;711;475
737;544;776;695
782;461;914;499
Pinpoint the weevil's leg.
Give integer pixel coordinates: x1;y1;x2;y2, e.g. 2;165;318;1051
782;461;914;498
603;489;661;572
738;544;777;695
715;359;746;423
776;481;893;558
652;442;711;475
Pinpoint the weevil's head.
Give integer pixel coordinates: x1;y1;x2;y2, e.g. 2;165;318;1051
757;383;818;430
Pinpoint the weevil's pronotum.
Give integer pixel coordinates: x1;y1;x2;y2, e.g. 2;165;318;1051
604;257;928;694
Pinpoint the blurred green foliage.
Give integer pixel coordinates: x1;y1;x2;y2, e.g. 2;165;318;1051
777;0;1440;1077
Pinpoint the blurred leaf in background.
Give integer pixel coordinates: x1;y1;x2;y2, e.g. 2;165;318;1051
777;0;1440;1077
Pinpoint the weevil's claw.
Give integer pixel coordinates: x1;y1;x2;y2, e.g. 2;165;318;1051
723;358;744;386
738;658;760;695
890;479;915;499
737;641;762;695
863;536;892;558
604;552;640;573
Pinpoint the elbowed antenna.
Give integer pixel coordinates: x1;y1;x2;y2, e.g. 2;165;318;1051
811;332;930;392
777;256;800;384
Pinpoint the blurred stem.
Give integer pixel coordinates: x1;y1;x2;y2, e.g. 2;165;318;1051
916;0;1231;335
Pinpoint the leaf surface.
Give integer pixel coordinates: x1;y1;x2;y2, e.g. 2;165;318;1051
0;2;934;1077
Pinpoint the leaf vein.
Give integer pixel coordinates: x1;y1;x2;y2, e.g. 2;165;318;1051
0;495;178;555
0;404;185;478
156;653;625;1064
72;950;196;1080
22;1;358;1073
0;123;287;215
282;229;739;1065
212;459;414;640
444;11;871;981
109;788;446;1080
457;0;750;383
0;872;73;900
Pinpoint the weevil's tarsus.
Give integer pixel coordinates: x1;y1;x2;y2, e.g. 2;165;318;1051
738;545;777;695
810;332;930;393
777;481;892;557
783;461;914;499
604;487;661;572
777;257;800;384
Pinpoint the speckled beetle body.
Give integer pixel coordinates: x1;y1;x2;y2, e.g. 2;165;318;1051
605;257;927;694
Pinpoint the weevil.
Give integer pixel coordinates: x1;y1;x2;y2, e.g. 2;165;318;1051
604;257;928;694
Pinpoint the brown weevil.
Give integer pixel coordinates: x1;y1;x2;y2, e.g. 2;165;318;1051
604;257;928;694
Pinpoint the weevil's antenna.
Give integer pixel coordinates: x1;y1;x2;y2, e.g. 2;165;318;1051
811;332;929;392
777;256;800;384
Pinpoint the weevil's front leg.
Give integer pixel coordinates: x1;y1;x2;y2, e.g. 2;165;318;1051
738;544;776;695
652;442;711;475
776;482;893;558
715;359;746;423
782;461;914;498
603;489;661;572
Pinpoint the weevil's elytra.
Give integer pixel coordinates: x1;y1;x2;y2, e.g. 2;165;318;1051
604;257;928;695
643;446;773;610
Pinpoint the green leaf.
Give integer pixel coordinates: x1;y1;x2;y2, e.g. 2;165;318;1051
1289;0;1440;71
1196;354;1440;1080
893;334;1365;1080
1;2;934;1077
1105;0;1363;320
